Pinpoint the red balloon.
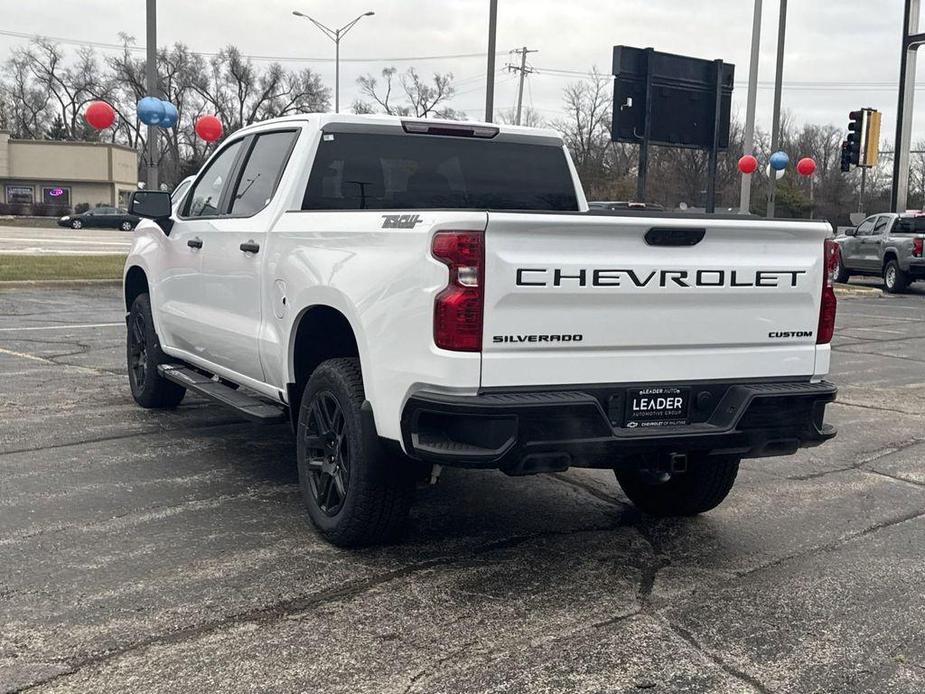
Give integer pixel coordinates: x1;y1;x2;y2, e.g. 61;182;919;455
738;154;758;175
84;101;115;130
195;115;223;142
796;157;817;176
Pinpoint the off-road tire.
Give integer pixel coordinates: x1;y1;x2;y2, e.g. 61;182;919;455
883;259;909;294
297;358;415;547
126;293;186;409
615;453;740;517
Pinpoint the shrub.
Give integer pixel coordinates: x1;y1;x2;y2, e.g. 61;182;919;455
75;202;90;214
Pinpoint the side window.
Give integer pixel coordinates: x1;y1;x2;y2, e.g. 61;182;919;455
229;131;298;216
185;140;243;218
855;218;876;236
171;179;192;205
873;216;889;233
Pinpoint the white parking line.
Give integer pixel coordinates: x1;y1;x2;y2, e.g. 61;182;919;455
0;322;124;332
0;346;52;363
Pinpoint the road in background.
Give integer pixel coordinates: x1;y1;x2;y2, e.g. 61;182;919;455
0;287;923;693
0;225;132;255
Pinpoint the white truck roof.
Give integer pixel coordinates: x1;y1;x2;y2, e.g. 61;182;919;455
233;112;565;146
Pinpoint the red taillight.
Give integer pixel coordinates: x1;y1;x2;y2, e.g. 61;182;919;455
818;238;838;344
432;231;484;351
914;238;924;257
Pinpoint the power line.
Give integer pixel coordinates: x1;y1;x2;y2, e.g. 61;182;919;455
531;65;925;92
0;27;506;64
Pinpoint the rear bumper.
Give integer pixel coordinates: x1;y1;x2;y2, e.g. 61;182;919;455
400;380;837;472
906;259;925;278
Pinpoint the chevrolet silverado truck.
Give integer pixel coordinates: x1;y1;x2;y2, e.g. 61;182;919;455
123;114;838;547
835;212;925;293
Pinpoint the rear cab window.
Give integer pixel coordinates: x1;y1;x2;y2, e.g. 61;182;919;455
893;216;925;233
302;132;579;212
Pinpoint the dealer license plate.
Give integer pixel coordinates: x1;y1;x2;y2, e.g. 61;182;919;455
624;387;691;429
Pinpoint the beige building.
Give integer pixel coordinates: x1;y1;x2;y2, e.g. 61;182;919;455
0;131;138;213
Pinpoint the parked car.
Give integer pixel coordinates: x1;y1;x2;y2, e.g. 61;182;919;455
123;113;838;547
58;206;140;231
834;212;925;293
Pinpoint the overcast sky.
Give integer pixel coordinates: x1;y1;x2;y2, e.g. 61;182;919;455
1;0;921;148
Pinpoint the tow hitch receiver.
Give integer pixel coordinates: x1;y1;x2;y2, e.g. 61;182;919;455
640;453;688;483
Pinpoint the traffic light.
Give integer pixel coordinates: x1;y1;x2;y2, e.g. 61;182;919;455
840;140;852;173
846;110;865;166
864;110;881;167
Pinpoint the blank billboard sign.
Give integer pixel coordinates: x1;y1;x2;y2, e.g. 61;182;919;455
612;46;734;150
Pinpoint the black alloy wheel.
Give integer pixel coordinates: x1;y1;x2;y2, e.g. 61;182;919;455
125;293;185;409
128;311;148;392
303;391;351;516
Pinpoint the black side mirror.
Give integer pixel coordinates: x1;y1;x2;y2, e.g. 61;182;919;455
129;191;173;234
845;227;856;237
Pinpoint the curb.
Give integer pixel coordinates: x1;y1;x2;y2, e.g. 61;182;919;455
0;279;122;290
834;284;882;298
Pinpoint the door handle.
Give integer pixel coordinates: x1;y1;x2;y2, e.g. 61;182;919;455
240;241;260;254
187;237;203;249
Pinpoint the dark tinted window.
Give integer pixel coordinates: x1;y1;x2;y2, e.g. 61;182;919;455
893;216;925;233
185;139;243;218
302;133;578;211
230;131;298;216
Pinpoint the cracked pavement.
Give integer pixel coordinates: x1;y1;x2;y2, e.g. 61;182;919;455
1;286;924;693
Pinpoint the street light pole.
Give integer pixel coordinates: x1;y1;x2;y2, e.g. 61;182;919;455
739;0;762;214
767;0;787;218
145;0;158;191
485;0;498;122
292;9;375;113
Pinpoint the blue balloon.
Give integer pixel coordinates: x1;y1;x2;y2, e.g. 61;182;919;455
137;96;165;126
769;150;790;171
160;101;179;128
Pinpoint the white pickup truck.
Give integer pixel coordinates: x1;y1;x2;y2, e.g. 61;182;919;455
124;113;838;546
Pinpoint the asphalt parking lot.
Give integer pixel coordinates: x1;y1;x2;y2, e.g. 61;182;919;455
1;286;924;694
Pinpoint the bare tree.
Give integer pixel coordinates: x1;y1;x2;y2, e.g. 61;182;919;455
496;106;545;128
16;39;105;140
550;67;635;199
355;67;457;118
0;51;51;138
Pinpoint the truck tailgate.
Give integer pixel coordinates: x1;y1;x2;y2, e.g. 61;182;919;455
481;213;831;387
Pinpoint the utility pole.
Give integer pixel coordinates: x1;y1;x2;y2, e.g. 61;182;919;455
485;0;498;122
859;167;867;213
892;0;924;211
145;0;158;191
739;0;762;214
507;47;537;125
767;0;787;218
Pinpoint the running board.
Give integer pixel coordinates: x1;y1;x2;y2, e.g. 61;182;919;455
157;364;287;423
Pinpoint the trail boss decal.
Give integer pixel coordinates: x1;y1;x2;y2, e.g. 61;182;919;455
381;214;423;229
515;268;807;288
